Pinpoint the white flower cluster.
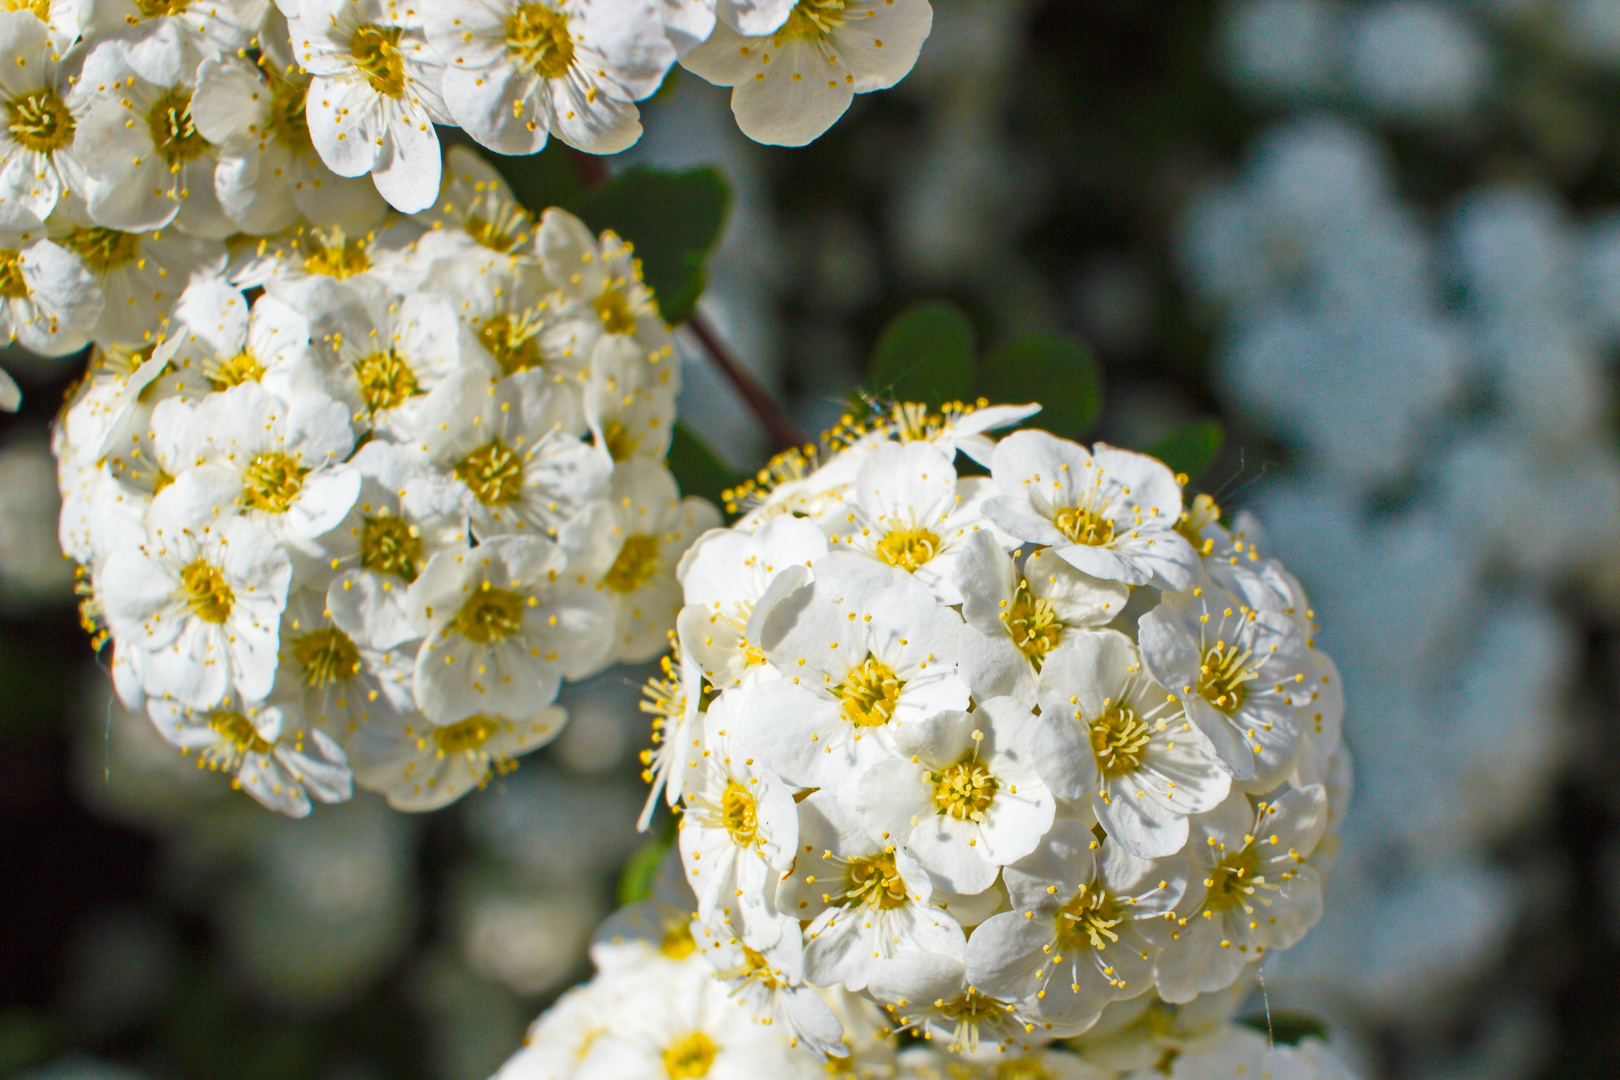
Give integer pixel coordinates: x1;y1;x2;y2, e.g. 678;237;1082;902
57;150;718;818
495;853;1363;1079
630;402;1349;1059
0;0;935;405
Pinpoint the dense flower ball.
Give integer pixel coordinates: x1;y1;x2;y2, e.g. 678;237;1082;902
636;403;1350;1057
59;159;714;816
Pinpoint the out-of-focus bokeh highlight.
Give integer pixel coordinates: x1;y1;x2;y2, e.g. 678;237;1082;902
6;2;1620;1078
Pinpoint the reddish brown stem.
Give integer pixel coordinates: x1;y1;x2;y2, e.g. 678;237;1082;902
685;313;806;454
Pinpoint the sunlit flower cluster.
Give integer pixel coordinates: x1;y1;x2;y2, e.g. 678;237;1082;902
495;851;1363;1078
635;403;1350;1058
56;152;713;817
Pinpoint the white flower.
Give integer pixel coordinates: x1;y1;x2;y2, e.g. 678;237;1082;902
146;693;351;817
963;820;1186;1036
734;562;969;788
865;951;1035;1057
306;288;475;434
692;923;846;1056
0;8;92;221
191;40;388;235
275;582;415;739
1145;786;1328;1003
1030;630;1231;858
954;530;1128;703
636;643;703;826
406;534;610;723
414;145;538;274
0;204;100;357
681;0;934;146
677;695;799;950
423;0;676;156
592;847;702;969
169;381;360;566
853;697;1056;895
72;34;235;238
291;0;451;213
237;218;418;312
101;503;291;709
347;704;567;811
148;279;312;402
584;321;679;464
1137;582;1312;787
584;458;722;665
675;511;827;688
535;208;671;366
320;438;468;643
48;207;227;348
86;0;269;70
402;367;607;541
823;440;996;604
775;787;967;992
983;432;1199;591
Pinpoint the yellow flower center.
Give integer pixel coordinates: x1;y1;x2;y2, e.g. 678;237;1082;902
506;3;574;79
354;348;419;413
1175;492;1221;555
594;286;637;336
604;534;659;594
1054;884;1123;952
241;451;307;514
181;559;233;623
836;655;902;728
0;250;26;300
1202;845;1263;914
465;206;530;253
998;1060;1056;1080
1053;503;1115;547
291;627;361;687
844;852;908;910
264;70;311;153
477;312;543;376
134;0;189;15
7;89;75;154
350;24;407;98
875;525;940;573
148;87;208;167
601;420;639;462
360;514;421;581
779;0;847;40
455;438;525;506
1198;640;1256;715
931;758;997;822
209;352;264;390
1005;581;1062;668
434;715;497;754
450;585;526;643
1089;702;1152;778
63;227;140;273
303;230;371;279
4;0;52;21
660;918;696;960
208;709;272;755
720;780;758;847
661;1032;717;1080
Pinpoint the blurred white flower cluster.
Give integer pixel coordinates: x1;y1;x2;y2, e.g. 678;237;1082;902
607;403;1352;1060
1183;5;1620;1074
56;146;721;818
496;851;1363;1078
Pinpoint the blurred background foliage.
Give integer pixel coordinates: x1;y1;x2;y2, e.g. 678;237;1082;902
9;1;1620;1078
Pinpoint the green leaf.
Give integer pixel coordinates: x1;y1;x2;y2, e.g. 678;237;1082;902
1237;1012;1329;1045
668;423;739;509
976;334;1102;439
867;301;977;405
1146;419;1226;482
618;837;671;907
569;167;731;324
480;141;585;217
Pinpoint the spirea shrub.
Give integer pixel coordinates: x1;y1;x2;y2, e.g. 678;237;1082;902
628;403;1350;1058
